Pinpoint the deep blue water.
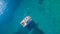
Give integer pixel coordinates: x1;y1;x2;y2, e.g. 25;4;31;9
0;0;60;34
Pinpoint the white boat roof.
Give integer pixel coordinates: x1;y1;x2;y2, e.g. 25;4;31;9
20;16;32;27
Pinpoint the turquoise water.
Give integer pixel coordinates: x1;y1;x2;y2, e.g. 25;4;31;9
0;0;60;34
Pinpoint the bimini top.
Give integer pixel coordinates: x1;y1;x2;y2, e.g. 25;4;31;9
20;16;32;27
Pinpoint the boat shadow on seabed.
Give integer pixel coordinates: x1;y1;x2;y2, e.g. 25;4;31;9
14;20;44;34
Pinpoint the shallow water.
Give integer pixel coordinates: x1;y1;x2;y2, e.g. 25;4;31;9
0;0;60;34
